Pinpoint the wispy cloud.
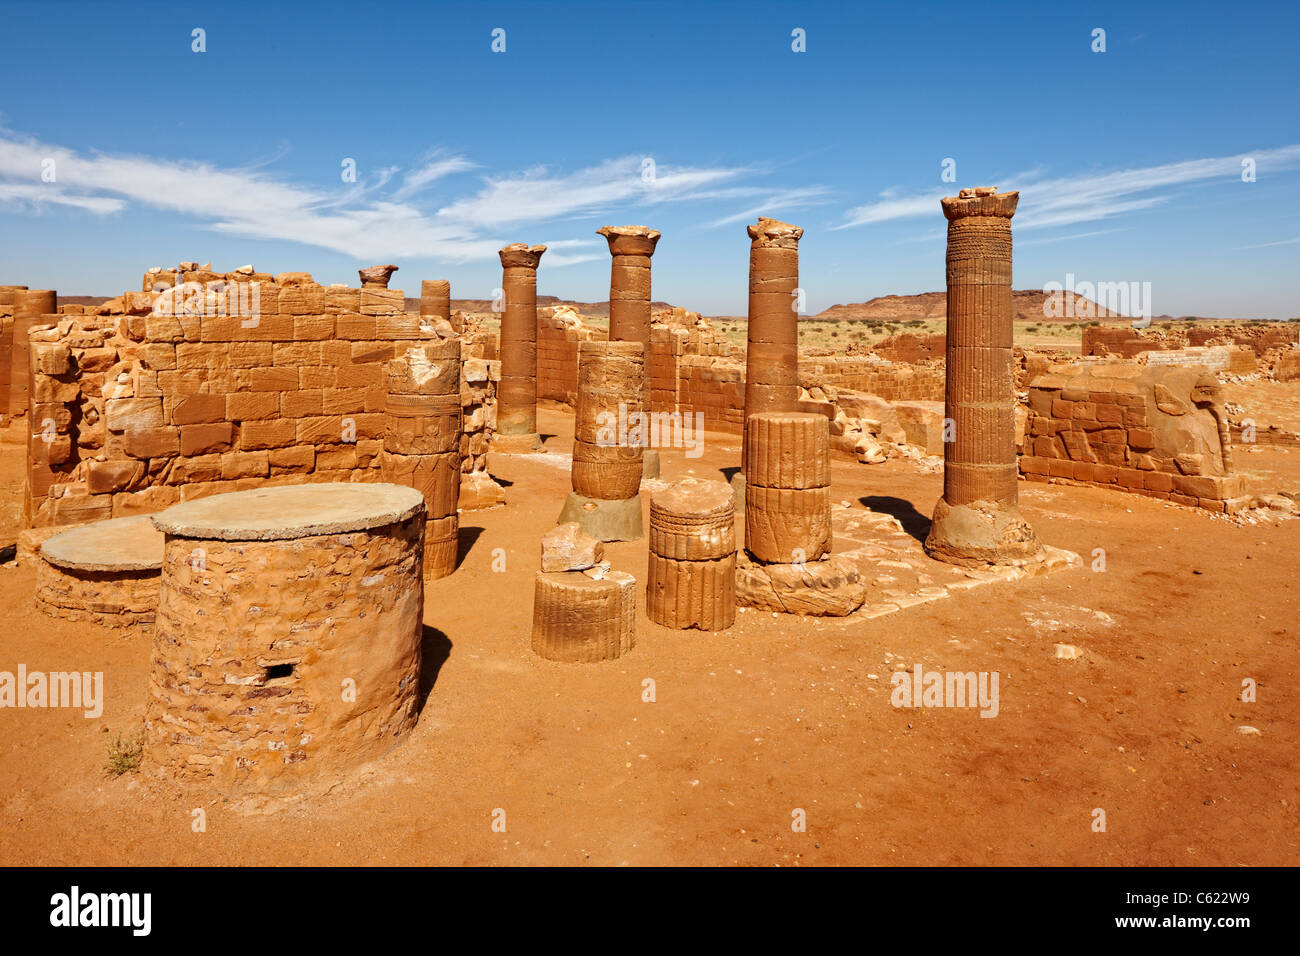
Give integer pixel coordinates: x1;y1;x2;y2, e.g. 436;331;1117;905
835;146;1300;231
696;186;834;229
390;150;477;202
1017;227;1132;247
0;130;762;264
1237;235;1300;250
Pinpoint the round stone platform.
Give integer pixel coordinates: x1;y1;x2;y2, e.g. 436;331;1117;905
36;516;164;627
150;482;425;541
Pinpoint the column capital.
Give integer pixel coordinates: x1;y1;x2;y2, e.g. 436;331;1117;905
499;243;547;269
597;225;660;257
358;264;399;288
941;188;1018;221
747;217;803;247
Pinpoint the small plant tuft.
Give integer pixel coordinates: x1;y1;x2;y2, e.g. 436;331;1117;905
105;729;145;777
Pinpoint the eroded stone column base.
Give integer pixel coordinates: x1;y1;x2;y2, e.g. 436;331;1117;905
532;569;637;662
557;492;644;541
641;449;661;479
730;471;746;514
459;471;507;511
736;548;873;617
924;498;1045;568
492;432;542;454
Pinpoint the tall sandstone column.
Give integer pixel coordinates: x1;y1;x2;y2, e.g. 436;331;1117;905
495;242;546;451
598;225;661;477
924;187;1043;566
743;218;802;471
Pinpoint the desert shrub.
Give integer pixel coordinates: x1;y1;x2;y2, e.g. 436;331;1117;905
105;729;144;777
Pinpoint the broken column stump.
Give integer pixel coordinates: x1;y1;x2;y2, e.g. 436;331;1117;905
532;569;637;662
743;411;831;564
381;341;463;579
646;477;736;631
558;340;646;541
419;279;458;333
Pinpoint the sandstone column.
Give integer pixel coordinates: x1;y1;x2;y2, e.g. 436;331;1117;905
9;289;56;418
557;341;645;541
925;187;1044;566
744;411;831;564
647;477;736;631
599;225;661;477
420;279;458;333
495;242;547;451
735;219;802;502
380;342;464;580
0;285;26;421
598;225;660;349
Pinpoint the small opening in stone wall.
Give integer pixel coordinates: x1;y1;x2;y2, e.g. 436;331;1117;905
264;663;296;682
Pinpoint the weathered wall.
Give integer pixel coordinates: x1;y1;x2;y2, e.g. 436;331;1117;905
1019;364;1247;511
24;269;498;529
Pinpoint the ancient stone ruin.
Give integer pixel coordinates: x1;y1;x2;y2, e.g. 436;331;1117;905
646;477;736;631
495;242;547;452
925;187;1045;567
2;182;1294;800
557;340;646;541
145;483;426;793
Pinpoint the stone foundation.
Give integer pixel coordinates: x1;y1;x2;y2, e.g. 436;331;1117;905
145;483;425;793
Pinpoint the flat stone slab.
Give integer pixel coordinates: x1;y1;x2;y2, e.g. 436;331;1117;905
735;502;1081;617
152;483;425;541
41;516;164;572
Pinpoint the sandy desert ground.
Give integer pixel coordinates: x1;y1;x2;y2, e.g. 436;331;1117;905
1;390;1296;866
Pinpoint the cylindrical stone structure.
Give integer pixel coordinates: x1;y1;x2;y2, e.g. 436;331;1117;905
532;569;637;662
597;225;661;349
571;341;644;499
36;516;162;628
744;411;831;564
10;289;56;418
924;187;1044;566
743;218;803;470
598;225;662;479
380;342;464;579
647;477;736;631
559;341;646;540
145;483;426;793
0;286;25;417
420;279;458;332
496;242;547;447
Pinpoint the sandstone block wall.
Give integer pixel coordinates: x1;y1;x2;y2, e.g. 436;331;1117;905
1020;364;1247;511
1083;322;1298;360
537;306;597;405
22;267;498;529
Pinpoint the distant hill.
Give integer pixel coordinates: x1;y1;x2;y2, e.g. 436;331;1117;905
812;290;1123;322
406;295;678;317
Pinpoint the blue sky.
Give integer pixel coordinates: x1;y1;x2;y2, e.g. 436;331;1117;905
1;0;1297;316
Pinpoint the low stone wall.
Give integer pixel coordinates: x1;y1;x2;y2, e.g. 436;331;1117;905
1083;322;1298;359
1019;364;1247;511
